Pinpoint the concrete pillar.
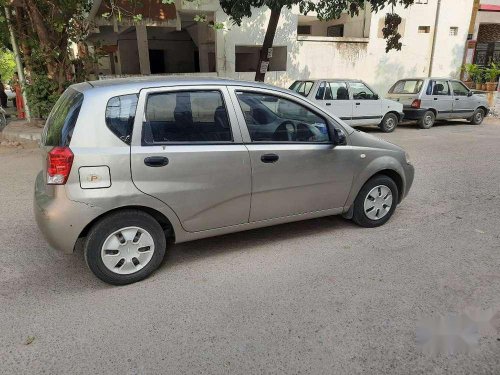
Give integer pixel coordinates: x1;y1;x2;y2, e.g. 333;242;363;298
136;25;151;75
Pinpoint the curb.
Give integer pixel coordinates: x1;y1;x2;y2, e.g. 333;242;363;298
0;120;43;144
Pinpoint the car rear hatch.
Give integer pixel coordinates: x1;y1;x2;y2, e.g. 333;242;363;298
386;79;424;107
40;87;85;190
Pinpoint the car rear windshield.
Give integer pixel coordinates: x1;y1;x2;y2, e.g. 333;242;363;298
42;88;84;146
389;80;424;94
289;81;314;97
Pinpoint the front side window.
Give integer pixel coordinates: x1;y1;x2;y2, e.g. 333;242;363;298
106;94;138;144
143;91;232;144
236;91;330;143
426;80;450;96
450;81;469;96
349;82;377;100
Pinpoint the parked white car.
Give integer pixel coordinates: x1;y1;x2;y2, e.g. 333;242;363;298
289;79;404;132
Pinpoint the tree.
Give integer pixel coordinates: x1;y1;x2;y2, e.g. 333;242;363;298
0;47;16;82
219;0;414;81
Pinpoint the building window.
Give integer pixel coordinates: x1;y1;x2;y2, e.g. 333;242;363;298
327;25;344;37
418;26;431;34
450;27;458;36
297;25;311;35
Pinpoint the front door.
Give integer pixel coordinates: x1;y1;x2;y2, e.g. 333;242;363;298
130;86;251;232
349;82;383;125
450;80;475;118
314;81;353;123
229;88;354;222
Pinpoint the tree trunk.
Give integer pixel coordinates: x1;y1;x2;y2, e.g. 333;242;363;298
23;0;58;78
255;7;282;82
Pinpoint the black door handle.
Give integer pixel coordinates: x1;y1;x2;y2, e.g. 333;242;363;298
355;102;361;105
455;98;459;100
434;98;438;100
144;156;169;167
326;102;332;106
261;154;279;163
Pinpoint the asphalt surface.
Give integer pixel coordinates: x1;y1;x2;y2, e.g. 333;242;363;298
1;119;499;374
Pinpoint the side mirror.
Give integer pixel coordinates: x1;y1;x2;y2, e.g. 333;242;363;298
373;94;380;100
333;127;347;146
467;91;473;97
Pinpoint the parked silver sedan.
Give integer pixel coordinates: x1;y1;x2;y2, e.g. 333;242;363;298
34;77;414;285
387;78;490;128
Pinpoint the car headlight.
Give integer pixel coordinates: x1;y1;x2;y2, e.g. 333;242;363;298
405;151;411;165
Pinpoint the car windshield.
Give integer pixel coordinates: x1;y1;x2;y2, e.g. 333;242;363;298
289;81;314;97
389;80;424;94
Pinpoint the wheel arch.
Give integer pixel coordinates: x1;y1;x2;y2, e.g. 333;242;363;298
343;159;406;219
78;205;175;243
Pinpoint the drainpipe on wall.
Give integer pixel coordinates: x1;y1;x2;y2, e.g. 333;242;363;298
4;5;31;121
428;0;442;77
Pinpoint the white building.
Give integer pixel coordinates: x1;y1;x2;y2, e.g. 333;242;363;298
87;0;475;94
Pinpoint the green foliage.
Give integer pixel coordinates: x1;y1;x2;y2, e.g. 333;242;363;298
462;63;480;82
0;48;15;82
485;62;500;83
25;74;64;119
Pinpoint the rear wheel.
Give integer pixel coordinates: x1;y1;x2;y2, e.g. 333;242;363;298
379;113;398;133
84;210;166;285
417;110;435;129
469;108;485;125
352;175;399;228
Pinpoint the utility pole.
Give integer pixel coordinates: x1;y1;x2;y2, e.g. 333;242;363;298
4;5;31;121
428;0;442;77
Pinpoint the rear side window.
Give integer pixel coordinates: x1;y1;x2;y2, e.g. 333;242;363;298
389;80;424;94
426;80;450;96
105;94;138;144
289;81;314;97
143;90;232;144
43;88;83;146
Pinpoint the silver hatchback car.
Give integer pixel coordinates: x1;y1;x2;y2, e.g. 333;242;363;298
387;78;490;129
35;77;414;285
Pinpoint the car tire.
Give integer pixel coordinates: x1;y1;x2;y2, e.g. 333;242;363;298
84;209;167;285
417;111;435;129
379;113;398;133
469;108;485;125
352;175;399;228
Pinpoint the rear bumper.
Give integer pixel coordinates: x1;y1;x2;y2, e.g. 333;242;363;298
34;171;104;253
403;108;427;120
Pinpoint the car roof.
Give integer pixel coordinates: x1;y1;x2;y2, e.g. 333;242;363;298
396;77;461;81
70;76;293;96
293;79;365;83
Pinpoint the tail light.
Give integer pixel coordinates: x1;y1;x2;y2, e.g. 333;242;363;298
47;147;74;185
411;99;421;109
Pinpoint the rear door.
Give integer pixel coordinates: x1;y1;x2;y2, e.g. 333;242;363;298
349;82;383;125
450;80;475;118
314;81;353;123
421;79;453;119
229;87;355;222
130;86;251;232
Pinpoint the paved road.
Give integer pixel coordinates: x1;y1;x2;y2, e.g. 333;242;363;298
1;119;499;374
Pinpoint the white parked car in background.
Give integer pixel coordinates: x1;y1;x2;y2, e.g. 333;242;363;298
289;79;404;132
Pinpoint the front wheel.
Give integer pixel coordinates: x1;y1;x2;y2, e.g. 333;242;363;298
84;210;167;285
417;110;435;129
469;108;485;125
352;175;399;228
379;113;398;133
